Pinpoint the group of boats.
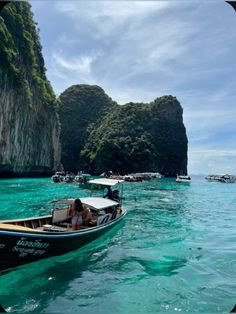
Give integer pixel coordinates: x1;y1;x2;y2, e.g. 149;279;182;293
0;170;193;272
2;169;235;273
51;172;78;183
205;174;235;183
110;172;162;182
51;171;163;184
175;173;236;184
0;170;184;273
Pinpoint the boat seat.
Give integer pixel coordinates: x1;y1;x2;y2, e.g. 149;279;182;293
42;224;68;232
52;208;70;224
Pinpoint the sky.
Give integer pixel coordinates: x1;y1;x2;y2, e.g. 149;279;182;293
30;0;236;175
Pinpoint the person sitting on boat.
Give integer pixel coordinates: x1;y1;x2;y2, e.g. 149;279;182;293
103;186;113;200
71;198;91;230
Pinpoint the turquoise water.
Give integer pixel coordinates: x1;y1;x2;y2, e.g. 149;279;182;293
0;177;235;313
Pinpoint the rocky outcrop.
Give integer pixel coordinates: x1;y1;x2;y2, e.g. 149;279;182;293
60;85;188;176
0;2;60;176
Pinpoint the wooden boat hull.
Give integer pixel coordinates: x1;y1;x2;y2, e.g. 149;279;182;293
0;211;126;272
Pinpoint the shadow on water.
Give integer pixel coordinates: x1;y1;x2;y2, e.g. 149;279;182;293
0;223;124;312
112;255;187;280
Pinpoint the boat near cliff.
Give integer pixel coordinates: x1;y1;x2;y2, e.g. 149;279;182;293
0;182;126;272
64;173;75;183
176;175;191;183
51;172;65;183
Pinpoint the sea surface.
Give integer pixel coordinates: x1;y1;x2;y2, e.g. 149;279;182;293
0;176;235;313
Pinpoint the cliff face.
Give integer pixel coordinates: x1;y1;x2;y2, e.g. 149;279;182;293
147;96;188;176
59;85;115;173
0;3;60;176
60;85;188;176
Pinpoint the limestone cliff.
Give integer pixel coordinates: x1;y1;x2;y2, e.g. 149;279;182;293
59;85;115;173
60;85;188;176
0;2;60;176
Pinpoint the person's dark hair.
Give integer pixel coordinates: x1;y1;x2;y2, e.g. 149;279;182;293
74;198;83;212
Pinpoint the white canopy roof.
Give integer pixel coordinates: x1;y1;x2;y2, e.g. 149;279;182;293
80;197;119;210
88;178;124;187
54;197;119;210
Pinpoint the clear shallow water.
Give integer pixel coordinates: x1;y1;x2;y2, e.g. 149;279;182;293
0;176;235;313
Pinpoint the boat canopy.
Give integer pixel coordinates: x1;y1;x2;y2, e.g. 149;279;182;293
54;197;119;211
88;178;124;187
80;197;119;210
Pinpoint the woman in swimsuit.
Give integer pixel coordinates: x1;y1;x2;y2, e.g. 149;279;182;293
71;198;91;230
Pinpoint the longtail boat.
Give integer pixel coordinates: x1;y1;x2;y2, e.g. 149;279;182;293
0;179;126;272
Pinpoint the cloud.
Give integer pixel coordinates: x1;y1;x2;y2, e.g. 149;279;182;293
189;150;236;158
46;1;191;102
188;150;236;174
56;1;170;19
53;53;94;75
55;1;171;43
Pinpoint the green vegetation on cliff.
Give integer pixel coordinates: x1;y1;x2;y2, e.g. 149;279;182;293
0;2;56;108
60;86;188;176
0;2;60;176
59;85;115;172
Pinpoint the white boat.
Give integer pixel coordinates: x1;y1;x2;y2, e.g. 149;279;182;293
205;174;221;182
205;174;235;183
74;173;92;183
176;175;191;183
88;178;124;201
218;174;235;183
51;172;65;183
64;173;75;183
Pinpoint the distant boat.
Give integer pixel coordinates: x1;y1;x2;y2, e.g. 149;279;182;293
75;173;94;188
176;175;191;183
110;172;162;182
75;174;108;189
205;174;235;183
131;172;162;179
74;173;92;182
51;172;65;183
218;174;235;183
64;173;75;183
0;179;126;272
205;174;221;182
